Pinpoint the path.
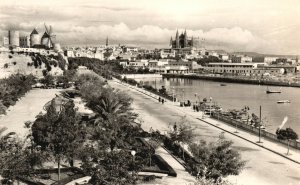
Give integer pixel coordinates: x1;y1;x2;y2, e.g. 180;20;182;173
110;79;300;185
0;88;61;138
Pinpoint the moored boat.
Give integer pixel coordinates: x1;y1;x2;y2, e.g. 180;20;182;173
266;87;281;94
277;100;290;104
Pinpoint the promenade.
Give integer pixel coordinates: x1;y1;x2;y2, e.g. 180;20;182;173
110;79;300;185
0;89;61;138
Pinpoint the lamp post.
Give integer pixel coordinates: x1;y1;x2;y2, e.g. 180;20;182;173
209;97;212;117
131;150;136;162
172;86;175;104
257;105;263;143
182;89;185;103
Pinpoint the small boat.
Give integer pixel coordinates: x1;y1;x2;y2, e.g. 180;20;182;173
266;87;281;94
220;84;227;86
277;100;290;104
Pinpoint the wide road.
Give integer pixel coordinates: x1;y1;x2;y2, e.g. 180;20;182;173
110;81;300;185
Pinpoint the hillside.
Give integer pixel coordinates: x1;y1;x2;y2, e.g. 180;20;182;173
0;52;64;79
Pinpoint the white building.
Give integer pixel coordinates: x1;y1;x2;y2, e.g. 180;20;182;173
204;62;262;75
264;57;278;64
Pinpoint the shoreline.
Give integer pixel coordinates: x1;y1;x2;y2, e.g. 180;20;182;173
162;73;300;87
111;78;300;163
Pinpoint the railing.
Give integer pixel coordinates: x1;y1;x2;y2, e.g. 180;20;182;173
212;112;300;149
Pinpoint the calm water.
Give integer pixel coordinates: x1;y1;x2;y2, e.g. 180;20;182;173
141;77;300;135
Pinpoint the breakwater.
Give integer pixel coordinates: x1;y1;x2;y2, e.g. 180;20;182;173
162;73;300;87
211;112;300;149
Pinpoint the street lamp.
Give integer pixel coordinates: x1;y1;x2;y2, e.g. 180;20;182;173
172;86;175;104
131;150;136;162
209;97;212;117
182;89;185;103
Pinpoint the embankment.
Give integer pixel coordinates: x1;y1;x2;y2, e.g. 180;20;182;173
162;73;300;87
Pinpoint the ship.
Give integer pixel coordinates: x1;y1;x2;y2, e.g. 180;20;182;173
266;87;281;94
277;100;290;104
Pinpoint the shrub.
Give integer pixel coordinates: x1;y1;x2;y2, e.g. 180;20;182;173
4;63;8;68
13;62;17;65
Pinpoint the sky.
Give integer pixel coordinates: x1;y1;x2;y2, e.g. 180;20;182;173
0;0;300;55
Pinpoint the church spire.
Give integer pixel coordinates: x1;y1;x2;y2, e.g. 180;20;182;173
170;36;173;47
175;29;179;48
106;36;109;47
184;29;187;48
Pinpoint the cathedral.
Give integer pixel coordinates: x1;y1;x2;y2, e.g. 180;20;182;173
170;30;194;49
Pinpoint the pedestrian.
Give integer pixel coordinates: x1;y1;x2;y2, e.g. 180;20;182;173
158;97;161;102
162;99;164;104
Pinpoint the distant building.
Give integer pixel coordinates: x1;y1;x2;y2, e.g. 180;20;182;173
2;36;9;47
219;54;229;61
30;28;41;47
170;30;195;49
204;63;261;75
159;48;176;58
8;30;20;47
20;36;30;48
231;55;252;63
166;60;202;73
122;46;138;52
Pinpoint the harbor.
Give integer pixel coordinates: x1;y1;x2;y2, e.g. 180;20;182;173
140;77;300;136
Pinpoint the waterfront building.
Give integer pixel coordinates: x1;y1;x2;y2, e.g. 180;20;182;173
166;60;202;73
204;62;261;75
204;62;297;76
148;59;169;72
128;59;148;69
20;36;30;48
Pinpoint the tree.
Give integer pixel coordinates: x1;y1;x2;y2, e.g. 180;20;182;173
31;99;86;180
0;128;32;183
40;74;54;87
169;116;195;160
83;150;140;185
189;139;245;182
276;127;298;155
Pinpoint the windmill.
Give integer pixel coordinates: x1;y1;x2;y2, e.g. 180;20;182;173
41;23;56;49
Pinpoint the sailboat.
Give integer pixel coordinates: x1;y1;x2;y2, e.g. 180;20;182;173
266;87;281;94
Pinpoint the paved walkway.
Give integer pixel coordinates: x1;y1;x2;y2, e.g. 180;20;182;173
0;89;61;138
110;79;300;185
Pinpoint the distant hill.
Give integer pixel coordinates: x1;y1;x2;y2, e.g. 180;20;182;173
232;51;299;59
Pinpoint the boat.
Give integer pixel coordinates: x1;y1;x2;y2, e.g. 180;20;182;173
277;100;290;104
266;87;281;94
220;83;227;86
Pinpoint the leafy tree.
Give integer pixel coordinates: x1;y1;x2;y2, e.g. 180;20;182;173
169;116;195;160
0;101;7;115
276;127;298;155
31;99;86;180
4;63;8;68
0;129;31;183
189;139;245;182
40;74;54;87
83;150;141;185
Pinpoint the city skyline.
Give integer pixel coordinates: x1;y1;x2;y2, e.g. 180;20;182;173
1;0;300;55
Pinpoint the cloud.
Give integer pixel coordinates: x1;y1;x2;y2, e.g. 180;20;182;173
49;23;268;52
